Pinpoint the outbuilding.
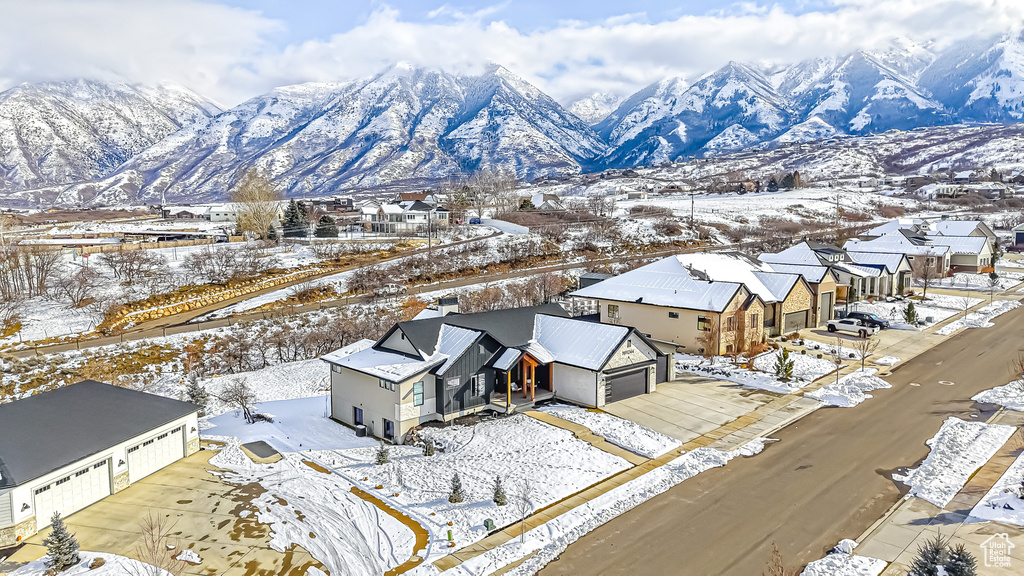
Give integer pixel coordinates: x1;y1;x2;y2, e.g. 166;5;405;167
0;381;199;547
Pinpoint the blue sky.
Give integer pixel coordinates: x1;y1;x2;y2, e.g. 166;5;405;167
0;0;1019;106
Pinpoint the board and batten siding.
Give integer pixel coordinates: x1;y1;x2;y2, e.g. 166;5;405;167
0;489;12;526
433;335;502;416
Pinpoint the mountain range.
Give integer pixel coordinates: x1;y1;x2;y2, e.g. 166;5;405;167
1;31;1024;206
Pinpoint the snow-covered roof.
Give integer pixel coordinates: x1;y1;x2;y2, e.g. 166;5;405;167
847;252;906;273
674;252;799;303
532;314;629;371
864;218;926;237
752;271;799;300
929;235;990;255
412;308;444;320
320;339;374;364
433;326;484;374
760;263;830;283
492;348;521;371
928;220;986;238
324;325;481;381
844;237;949;257
758;242;823;266
571;255;742;312
831;261;882;278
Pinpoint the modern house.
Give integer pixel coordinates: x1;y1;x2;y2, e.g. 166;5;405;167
844;229;952;278
321;304;668;443
570;255;768;355
360;200;450;234
760;240;910;301
0;381;200;547
858;218;996;273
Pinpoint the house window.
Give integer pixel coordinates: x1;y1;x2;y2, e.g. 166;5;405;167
726;316;736;331
413;381;423;406
472;374;486;397
668;311;679;319
331;364;341;373
479;344;487;356
751;314;759;329
626;339;632;348
353;407;363;425
383;419;395;440
379;379;395;391
608;304;620;319
697;316;710;331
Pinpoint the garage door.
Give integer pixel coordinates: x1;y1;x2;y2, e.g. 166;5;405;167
819;293;834;326
783;311;808;333
34;460;110;529
605;369;648;403
128;426;185;484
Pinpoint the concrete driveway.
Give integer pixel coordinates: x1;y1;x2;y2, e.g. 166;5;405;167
1;450;323;576
602;374;781;443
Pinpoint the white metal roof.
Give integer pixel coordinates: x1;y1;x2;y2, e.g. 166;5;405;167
322;325;481;381
928;220;985;237
847;252;906;273
320;339;375;364
532;314;630;371
761;263;830;283
929;236;990;255
675;252;797;303
844;237;949;257
758;242;822;266
492;348;521;371
570;255;742;312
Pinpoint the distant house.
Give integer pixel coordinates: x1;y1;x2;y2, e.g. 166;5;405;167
904;175;933;191
571;255;769;355
859;217;996;272
1013;223;1024;247
759;240;903;304
844;229;952;277
321;304;668;443
396;191;439;205
361;200;450;234
312;197;354;213
521;193;563;210
164;206;210;220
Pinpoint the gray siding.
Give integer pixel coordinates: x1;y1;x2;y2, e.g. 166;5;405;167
435;335;502;414
0;489;11;527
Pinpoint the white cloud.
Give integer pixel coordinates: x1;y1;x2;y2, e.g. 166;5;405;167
1;0;1023;108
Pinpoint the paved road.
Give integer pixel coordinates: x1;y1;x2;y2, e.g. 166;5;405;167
541;303;1024;576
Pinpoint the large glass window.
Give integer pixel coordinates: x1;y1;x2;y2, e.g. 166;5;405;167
413;381;423;406
697;316;710;331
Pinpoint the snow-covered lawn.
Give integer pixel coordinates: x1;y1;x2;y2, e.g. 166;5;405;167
174;549;202;564
846;296;977;330
677;351;837;394
934;299;1021;335
874;356;900;366
800;540;885;576
806;369;891;408
792;339;865;360
969;451;1024;527
924;271;1024;292
972;379;1024;411
893;417;1016;507
308;415;631;553
8;552;170;576
199;359;328;417
538;404;681;458
413;439;768;576
204;396;373;452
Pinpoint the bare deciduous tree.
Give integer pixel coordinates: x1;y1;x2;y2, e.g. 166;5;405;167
515;479;533;544
231;169;283;240
126;513;188;576
219;378;256;423
854;335;879;371
52;265;102;307
911;252;941;298
695;314;721;358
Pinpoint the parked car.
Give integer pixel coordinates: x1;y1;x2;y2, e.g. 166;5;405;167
844;311;890;329
469;217;482;225
374;283;408;297
826;318;880;338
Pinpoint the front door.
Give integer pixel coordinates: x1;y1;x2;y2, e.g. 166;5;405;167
383;419;395;441
353;407;363;426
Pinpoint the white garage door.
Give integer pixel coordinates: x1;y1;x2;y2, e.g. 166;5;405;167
34;460;110;529
128;426;185;484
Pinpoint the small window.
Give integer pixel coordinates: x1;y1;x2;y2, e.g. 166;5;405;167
608;304;620;319
668;311;679;319
75;469;89;477
56;476;70;486
128;446;139;454
472;374;486;397
625;339;632;348
143;439;154;447
413;381;424;406
479;344;486;356
158;433;168;440
331;364;341;373
93;462;105;470
697;316;710;331
35;485;50;495
726;316;736;331
751;314;759;329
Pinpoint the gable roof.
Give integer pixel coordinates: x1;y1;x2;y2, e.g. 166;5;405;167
758;242;824;266
531;314;630;371
844;236;950;257
929;235;990;255
674;252;804;303
0;381;197;488
570;255;742;312
929;220;987;237
760;262;831;283
393;303;569;356
847;252;908;273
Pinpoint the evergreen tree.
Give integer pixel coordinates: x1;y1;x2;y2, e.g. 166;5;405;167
315;215;339;238
780;173;796;189
773;348;795;383
519;198;535;210
282;200;305;238
265;224;279;243
767;177;779;192
43;512;80;572
185;379;209;416
422;439;436;457
448;472;465;503
945;543;978;576
909;535;948;576
493;476;507;506
904;301;918;324
375;442;390;465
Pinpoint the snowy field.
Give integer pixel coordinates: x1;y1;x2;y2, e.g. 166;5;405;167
677;351;837;394
538;404;681;458
893;417;1016;507
413;439;768;576
968;451;1024;527
806;369;892;408
800;540;885;576
973;379;1024;411
204;396;367;452
8;552;170;576
934;299;1021;335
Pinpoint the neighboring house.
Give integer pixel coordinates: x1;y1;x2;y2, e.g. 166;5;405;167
163;205;210;219
861;218;996;272
1014;223;1024;246
570;255;768;355
672;253;815;335
311;197;354;213
844;230;951;278
321;304;668;443
396;192;439;205
361;200;450;234
520;193;563;210
0;381;200;547
759;240;902;302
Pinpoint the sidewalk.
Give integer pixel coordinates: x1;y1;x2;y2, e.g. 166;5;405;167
856;410;1024;575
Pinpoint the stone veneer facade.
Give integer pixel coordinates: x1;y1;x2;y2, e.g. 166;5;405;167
0;517;36;548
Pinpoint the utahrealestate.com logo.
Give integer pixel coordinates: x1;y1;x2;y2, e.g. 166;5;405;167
980;533;1014;568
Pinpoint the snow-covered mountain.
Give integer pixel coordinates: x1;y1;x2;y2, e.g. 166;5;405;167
42;64;606;206
0;80;221;194
568;92;622;125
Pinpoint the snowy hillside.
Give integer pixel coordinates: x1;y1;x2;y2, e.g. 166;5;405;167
568;92;622;124
0;80;221;195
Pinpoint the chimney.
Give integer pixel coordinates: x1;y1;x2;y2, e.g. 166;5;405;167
437;295;459;316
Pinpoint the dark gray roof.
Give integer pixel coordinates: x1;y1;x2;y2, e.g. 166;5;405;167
390;303;569;356
0;380;198;488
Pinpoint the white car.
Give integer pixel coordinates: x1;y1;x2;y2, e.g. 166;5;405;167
374;283;408;297
826;318;879;338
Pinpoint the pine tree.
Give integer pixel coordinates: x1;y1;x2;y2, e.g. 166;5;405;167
375;442;390;465
265;224;279;243
315;214;338;238
773;348;795;383
43;512;80;572
780;173;796;189
904;301;918;324
945;543;978;576
185;379;208;416
448;472;465;503
493;476;507;506
422;439;436;457
282;200;305;238
767;177;779;192
908;535;948;576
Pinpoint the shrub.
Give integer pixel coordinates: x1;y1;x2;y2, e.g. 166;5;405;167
375;442;390;465
774;349;795;383
448;473;465;503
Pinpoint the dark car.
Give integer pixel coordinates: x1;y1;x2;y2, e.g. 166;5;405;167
845;311;889;329
469;217;482;225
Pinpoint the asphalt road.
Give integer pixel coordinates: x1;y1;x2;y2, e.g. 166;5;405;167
541;303;1024;576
